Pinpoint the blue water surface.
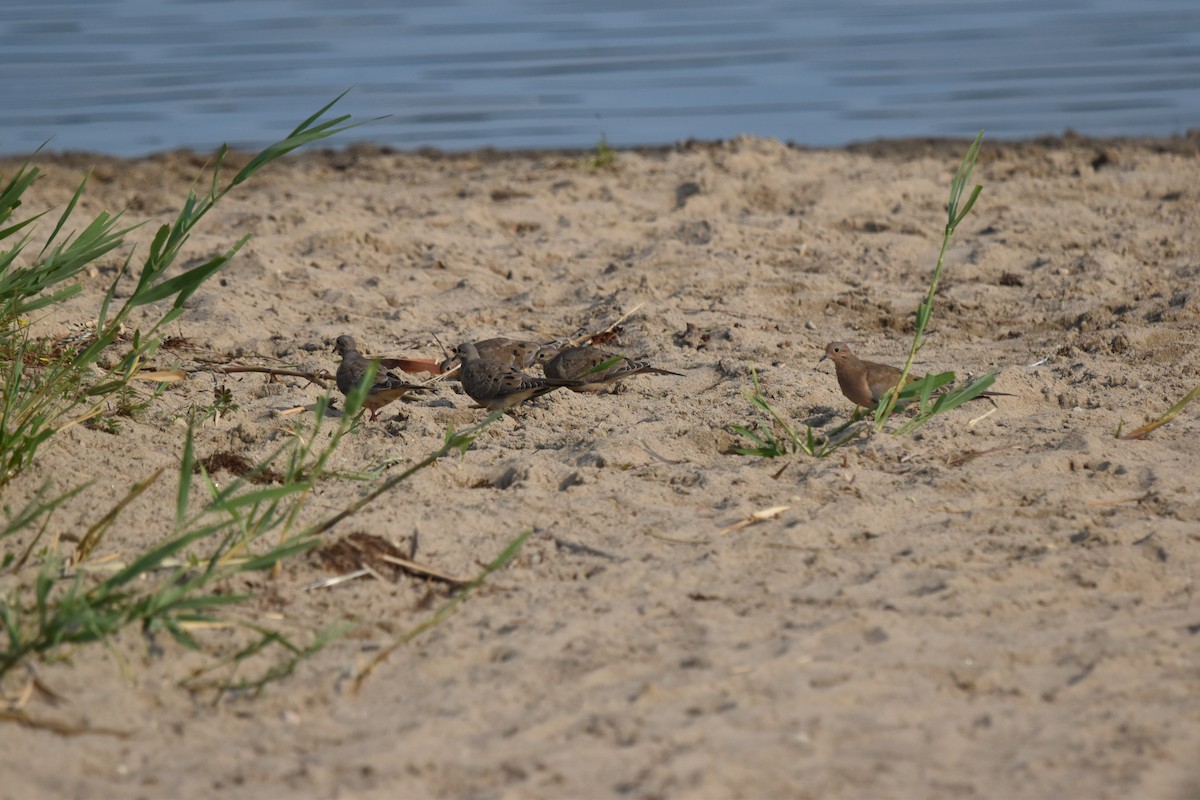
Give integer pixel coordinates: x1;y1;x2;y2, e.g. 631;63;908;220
3;0;1198;155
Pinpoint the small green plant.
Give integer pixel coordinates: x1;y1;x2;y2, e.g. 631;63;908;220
82;384;161;435
114;384;157;419
189;382;239;426
873;131;993;429
730;370;865;459
0;93;365;489
582;133;616;169
82;414;123;435
731;133;996;461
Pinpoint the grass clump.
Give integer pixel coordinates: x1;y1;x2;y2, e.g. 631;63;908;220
581;133;616;170
0;97;533;703
189;383;239;426
0;94;362;489
0;97;378;694
730;370;865;459
1;391;356;693
1;357;514;697
732;131;994;459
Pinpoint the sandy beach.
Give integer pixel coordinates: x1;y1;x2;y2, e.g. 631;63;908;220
2;132;1199;799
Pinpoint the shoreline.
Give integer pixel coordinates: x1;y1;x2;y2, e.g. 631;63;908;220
5;127;1200;167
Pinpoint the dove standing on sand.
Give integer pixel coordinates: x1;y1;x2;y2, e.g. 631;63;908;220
542;345;682;393
456;342;580;411
439;337;557;375
820;341;1011;409
334;335;433;421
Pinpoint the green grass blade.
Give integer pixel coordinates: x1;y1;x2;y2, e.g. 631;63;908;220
584;355;623;375
11;284;83;316
129;237;249;308
37;172;89;258
97;526;215;593
0;214;45;243
177;423;196;529
0;163;41;229
161;617;202;651
228;92;377;191
208;483;314;513
236;537;321;572
957;185;984;226
162;594;253;613
948;131;984;229
1119;385;1200;440
930;373;995;414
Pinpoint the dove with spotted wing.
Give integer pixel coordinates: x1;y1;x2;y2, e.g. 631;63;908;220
542;345;681;393
457;342;580;411
334;335;433;421
439;337;557;375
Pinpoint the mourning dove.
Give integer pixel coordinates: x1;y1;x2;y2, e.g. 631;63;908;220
439;337;557;375
820;341;1012;409
542;345;682;393
334;335;434;421
456;342;580;411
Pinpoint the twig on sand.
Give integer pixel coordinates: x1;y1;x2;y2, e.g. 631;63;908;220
1086;492;1157;507
304;569;372;591
316;533;471;587
185;363;334;389
945;444;1019;468
378;554;470;587
646;531;711;545
564;302;645;348
1119;386;1200;440
718;505;789;536
0;708;131;738
353;530;530;692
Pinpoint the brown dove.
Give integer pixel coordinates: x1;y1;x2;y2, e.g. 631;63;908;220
456;342;580;411
439;337;557;375
334;335;433;421
542;345;682;393
820;341;1011;409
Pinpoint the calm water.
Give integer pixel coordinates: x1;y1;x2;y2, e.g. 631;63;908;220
3;0;1199;156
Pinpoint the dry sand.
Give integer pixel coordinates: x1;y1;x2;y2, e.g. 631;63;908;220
1;133;1198;799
